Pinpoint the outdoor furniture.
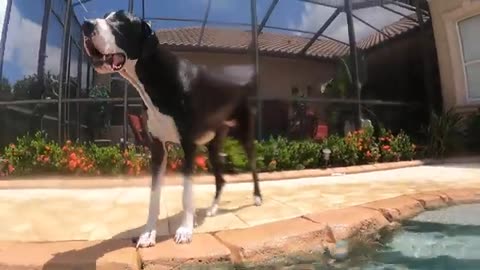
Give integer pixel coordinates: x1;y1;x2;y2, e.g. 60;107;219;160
127;113;150;147
314;124;329;140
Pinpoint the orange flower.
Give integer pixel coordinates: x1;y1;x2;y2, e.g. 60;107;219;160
68;160;77;171
69;153;77;160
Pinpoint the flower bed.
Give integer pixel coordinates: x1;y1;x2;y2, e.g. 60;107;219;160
0;128;416;177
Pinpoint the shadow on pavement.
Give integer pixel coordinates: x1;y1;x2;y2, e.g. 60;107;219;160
41;203;254;269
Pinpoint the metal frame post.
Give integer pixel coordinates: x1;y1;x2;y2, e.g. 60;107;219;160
415;0;435;117
58;0;73;143
250;0;262;140
345;0;362;129
122;0;135;149
0;0;12;85
197;0;212;46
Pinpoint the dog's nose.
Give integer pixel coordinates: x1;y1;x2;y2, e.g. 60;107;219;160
82;20;96;36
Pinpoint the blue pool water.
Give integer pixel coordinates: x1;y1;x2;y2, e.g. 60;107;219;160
203;203;480;270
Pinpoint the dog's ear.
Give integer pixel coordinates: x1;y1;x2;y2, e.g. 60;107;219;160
142;20;153;39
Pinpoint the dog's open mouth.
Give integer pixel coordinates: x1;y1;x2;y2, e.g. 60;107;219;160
84;37;126;71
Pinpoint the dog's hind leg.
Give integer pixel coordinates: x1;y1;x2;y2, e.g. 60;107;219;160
206;125;229;217
175;139;196;244
136;138;166;248
238;105;263;206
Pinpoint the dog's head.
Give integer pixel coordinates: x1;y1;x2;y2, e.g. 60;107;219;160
82;10;153;74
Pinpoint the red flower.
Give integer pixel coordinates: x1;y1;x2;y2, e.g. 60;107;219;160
195;155;207;170
7;164;15;174
366;151;372;157
382;145;391;151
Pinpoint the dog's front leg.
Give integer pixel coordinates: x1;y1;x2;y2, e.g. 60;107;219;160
137;138;166;248
175;140;196;244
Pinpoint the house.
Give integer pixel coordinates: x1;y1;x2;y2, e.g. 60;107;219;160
428;0;480;113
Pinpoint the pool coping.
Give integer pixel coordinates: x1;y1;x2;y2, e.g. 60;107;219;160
0;188;479;269
2;155;480;190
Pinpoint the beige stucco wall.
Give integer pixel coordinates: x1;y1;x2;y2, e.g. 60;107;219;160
428;0;480;112
176;52;336;98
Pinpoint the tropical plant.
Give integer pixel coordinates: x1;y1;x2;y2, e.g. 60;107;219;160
424;109;463;158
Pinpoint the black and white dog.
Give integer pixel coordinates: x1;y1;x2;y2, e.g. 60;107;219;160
81;10;262;248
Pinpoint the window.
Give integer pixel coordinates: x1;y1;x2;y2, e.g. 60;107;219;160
45;12;64;79
69;42;80;84
51;0;66;20
1;0;45;100
459;15;480;100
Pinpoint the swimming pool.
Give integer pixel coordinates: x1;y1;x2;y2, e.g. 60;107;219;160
203;203;480;269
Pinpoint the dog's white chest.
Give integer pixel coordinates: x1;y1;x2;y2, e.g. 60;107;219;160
120;60;181;144
146;108;180;143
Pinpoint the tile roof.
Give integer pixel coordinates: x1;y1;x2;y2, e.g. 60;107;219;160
155;14;428;60
357;15;426;50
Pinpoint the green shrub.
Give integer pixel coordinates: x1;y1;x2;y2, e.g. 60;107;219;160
86;144;124;175
1;128;419;177
345;127;380;164
222;138;249;173
2;131;63;175
391;131;416;161
424;109;463;158
320;134;358;166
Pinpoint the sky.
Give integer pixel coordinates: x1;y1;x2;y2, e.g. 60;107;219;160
1;0;414;87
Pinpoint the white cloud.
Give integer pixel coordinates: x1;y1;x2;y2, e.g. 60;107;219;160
0;0;7;37
295;3;412;43
3;3;62;82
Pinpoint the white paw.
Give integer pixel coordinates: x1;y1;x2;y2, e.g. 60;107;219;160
174;226;193;244
136;229;156;248
206;203;219;217
254;195;263;206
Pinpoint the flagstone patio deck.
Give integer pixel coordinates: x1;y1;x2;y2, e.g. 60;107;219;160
0;158;479;269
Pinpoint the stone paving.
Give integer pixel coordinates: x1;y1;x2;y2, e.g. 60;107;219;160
0;162;479;243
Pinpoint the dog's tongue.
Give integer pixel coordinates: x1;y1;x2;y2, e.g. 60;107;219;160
112;54;125;68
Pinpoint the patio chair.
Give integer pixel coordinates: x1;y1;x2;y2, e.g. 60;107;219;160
127;113;150;147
